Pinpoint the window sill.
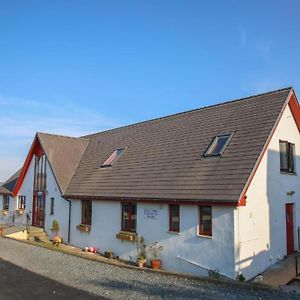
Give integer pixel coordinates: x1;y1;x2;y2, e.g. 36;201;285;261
280;171;297;176
116;231;137;242
168;231;181;235
197;234;212;239
76;224;91;233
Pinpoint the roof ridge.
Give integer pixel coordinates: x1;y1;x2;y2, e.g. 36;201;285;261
82;86;293;138
38;132;89;141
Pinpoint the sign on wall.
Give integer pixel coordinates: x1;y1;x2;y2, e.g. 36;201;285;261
144;208;158;220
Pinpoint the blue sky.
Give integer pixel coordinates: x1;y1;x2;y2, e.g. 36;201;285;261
0;0;299;181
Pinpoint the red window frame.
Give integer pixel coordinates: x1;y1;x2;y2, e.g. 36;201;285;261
81;200;92;226
169;204;180;232
199;206;212;236
121;202;136;232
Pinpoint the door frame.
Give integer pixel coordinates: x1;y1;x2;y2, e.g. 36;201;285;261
285;203;295;255
32;192;46;228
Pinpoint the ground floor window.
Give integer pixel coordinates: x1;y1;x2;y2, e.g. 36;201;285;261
169;204;180;232
121;202;136;232
18;196;26;210
3;195;9;211
82;200;92;225
199;206;212;236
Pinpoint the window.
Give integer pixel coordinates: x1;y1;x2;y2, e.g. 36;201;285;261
121;203;136;232
280;141;295;173
50;197;54;215
3;195;9;211
82;200;92;225
18;196;26;210
199;206;212;236
204;134;232;157
169;204;180;232
101;148;125;167
34;155;47;191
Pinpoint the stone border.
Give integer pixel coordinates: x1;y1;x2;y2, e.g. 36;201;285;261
3;236;275;292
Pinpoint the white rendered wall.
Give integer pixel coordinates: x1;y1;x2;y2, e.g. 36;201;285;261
18;156;69;242
236;104;300;279
70;200;235;278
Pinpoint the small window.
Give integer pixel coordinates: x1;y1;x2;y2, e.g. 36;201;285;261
50;197;54;215
204;134;231;157
101;148;125;167
82;200;92;226
121;202;136;232
169;204;180;232
280;141;295;173
199;206;212;236
18;196;26;210
3;195;9;211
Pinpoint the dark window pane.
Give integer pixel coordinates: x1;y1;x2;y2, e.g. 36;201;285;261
122;203;136;232
199;206;212;236
82;200;92;225
169;204;180;232
205;135;231;156
280;141;295;173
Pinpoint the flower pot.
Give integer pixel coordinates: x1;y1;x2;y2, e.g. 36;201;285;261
151;259;161;269
52;235;61;246
137;258;147;268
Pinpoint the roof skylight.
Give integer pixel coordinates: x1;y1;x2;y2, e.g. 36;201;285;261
204;134;232;157
101;148;125;167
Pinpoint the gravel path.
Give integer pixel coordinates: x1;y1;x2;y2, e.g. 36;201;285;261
0;238;298;300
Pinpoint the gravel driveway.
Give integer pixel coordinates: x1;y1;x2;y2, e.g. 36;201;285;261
0;238;298;300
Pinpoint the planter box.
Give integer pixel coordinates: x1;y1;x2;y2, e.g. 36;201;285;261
76;224;91;233
116;231;137;242
16;209;24;215
1;210;8;216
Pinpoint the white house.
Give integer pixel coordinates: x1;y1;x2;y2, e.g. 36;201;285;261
4;87;300;280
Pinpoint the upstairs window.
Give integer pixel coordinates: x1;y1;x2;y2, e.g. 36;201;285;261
169;204;180;232
121;202;136;232
3;195;9;211
280;141;295;173
18;196;26;210
82;200;92;226
204;134;232;157
101;148;125;167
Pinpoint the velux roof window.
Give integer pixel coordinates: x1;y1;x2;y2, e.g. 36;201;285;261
101;148;125;167
204;134;232;157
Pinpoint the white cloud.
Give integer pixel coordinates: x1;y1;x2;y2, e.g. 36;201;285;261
0;95;123;180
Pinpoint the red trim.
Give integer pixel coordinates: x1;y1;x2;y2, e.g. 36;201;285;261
288;93;300;132
13;135;44;196
65;195;238;206
238;90;297;206
169;204;180;232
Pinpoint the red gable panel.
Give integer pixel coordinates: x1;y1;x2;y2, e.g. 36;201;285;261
12;135;44;196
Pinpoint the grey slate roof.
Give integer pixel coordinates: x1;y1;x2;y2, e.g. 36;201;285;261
64;87;292;203
1;169;22;195
37;133;89;194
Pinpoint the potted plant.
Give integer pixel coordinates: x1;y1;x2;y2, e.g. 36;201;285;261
148;241;163;269
51;220;61;246
136;236;147;268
